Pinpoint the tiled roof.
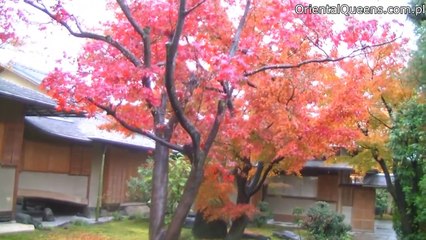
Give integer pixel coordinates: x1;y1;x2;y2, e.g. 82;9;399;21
303;160;353;170
77;117;155;149
363;173;393;188
3;61;47;85
25;116;91;142
25;116;155;149
0;78;56;108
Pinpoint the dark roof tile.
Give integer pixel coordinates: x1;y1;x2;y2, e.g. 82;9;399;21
25;116;91;142
0;78;56;108
25;116;155;149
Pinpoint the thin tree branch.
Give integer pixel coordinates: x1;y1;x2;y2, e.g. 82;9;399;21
285;80;296;106
244;39;398;77
24;0;142;67
165;0;201;148
357;122;369;136
246;162;264;194
203;100;226;153
246;79;257;88
367;108;393;129
184;0;207;16
229;0;251;57
87;98;184;152
306;33;330;58
249;156;284;197
372;150;396;199
381;95;394;120
116;0;152;67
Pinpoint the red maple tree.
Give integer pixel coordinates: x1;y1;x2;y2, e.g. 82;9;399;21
8;0;406;239
192;13;406;239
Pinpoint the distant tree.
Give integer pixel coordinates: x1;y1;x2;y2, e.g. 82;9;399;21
390;100;426;239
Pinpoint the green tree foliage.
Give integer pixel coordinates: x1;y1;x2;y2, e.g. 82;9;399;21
128;153;191;220
251;201;273;227
408;1;426;93
375;189;389;218
128;161;153;204
390;100;426;239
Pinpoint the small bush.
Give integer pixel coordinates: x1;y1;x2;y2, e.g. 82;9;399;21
375;189;389;218
127;153;191;222
71;219;89;226
303;201;351;240
112;211;125;221
252;201;273;227
128;212;149;221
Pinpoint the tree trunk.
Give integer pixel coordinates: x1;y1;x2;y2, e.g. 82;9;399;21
164;152;206;240
226;215;250;240
380;158;415;237
192;211;227;239
226;174;251;240
149;142;169;240
393;177;415;236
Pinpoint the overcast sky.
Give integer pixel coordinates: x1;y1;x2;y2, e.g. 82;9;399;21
0;0;417;73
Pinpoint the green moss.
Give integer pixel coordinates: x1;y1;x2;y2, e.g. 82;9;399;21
1;219;150;240
1;219;302;240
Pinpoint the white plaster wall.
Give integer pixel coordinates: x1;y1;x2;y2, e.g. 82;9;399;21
19;172;88;200
266;195;318;215
0;167;15;211
342;206;352;225
268;175;318;198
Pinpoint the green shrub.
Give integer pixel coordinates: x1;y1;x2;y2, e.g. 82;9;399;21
303;201;351;240
375;189;389;218
128;212;149;221
292;207;305;239
127;161;153;203
112;211;124;221
127;153;190;222
252;201;273;227
71;219;89;226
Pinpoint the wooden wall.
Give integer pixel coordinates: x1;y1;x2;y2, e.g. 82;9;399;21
0;100;24;167
317;175;338;202
22;139;92;176
103;146;147;205
352;187;375;231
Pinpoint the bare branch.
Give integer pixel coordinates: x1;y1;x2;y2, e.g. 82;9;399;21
246;79;257;88
229;0;251;57
24;0;142;67
368;108;393;129
116;0;152;67
285;80;296;106
184;0;207;16
244;39;398;77
381;95;394;120
305;29;330;58
246;162;264;194
165;0;201;147
357;122;369;136
87;98;184;152
249;156;284;196
203;100;226;153
371;150;396;199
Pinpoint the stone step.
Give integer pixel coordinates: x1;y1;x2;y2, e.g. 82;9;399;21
0;221;35;235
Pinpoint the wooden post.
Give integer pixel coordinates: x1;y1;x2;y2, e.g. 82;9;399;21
95;145;107;221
